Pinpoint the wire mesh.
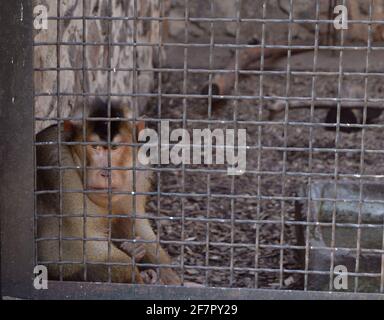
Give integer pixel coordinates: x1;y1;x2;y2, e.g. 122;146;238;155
34;0;384;294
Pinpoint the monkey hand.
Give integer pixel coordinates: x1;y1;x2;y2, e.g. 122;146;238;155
119;237;146;262
140;269;159;284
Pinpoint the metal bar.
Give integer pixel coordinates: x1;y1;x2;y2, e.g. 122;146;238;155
204;0;214;288
34;16;384;25
155;0;164;286
354;0;374;292
26;281;384;300
228;0;241;288
32;42;384;51
0;0;34;298
27;0;384;298
329;0;346;291
33;67;384;77
304;0;321;291
56;0;64;282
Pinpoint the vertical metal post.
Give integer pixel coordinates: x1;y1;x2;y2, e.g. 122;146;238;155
0;0;34;298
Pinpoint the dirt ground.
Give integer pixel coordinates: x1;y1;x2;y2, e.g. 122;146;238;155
144;29;384;289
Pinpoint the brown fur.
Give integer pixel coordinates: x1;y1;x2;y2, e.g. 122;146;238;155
36;104;180;285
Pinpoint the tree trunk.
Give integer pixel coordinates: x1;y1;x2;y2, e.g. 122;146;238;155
34;0;165;133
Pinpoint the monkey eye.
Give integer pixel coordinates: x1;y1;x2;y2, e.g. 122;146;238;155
91;144;98;150
111;145;118;150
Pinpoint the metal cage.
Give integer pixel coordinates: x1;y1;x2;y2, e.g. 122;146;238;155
2;0;384;300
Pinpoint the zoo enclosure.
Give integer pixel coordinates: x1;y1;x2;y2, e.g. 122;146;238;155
1;0;384;299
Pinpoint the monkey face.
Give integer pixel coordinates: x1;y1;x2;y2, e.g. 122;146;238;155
81;131;135;208
64;100;145;209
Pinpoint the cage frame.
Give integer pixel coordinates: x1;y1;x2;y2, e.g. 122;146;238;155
1;0;384;300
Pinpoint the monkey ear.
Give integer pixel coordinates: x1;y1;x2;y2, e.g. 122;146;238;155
63;117;83;136
136;120;145;133
64;120;74;133
64;105;87;134
63;119;83;132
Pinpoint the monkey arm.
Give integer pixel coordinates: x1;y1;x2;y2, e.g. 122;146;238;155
135;218;181;285
119;237;147;262
112;215;181;285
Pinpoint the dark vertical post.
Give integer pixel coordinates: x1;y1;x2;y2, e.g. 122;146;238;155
0;0;34;298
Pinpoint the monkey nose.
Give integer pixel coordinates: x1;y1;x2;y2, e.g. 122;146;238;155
100;169;110;178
